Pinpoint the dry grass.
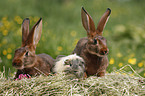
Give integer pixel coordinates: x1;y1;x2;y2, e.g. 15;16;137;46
0;66;144;96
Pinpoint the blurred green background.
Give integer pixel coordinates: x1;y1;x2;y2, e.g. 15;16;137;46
0;0;145;77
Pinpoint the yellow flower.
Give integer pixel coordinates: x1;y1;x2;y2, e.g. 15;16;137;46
116;72;119;74
2;17;7;21
122;73;126;75
3;21;11;29
118;63;123;67
117;52;122;57
128;58;136;65
14;16;23;24
7;48;12;53
57;46;63;51
3;50;7;55
70;31;76;37
2;30;8;36
129;73;134;77
138;62;143;67
144;73;145;77
109;58;115;64
7;54;12;59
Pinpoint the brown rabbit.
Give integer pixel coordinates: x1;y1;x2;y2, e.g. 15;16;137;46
12;18;54;79
72;7;111;77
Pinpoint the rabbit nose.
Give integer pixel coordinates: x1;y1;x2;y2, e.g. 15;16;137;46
12;60;22;67
104;50;108;54
101;48;108;55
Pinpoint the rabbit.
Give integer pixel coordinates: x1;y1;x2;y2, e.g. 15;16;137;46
12;18;55;79
72;7;111;77
53;54;86;78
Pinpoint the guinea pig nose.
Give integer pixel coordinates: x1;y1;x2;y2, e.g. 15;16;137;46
72;64;78;69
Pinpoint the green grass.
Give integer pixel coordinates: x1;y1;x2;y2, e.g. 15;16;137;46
0;0;145;77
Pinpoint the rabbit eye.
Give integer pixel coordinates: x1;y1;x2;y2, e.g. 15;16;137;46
25;51;29;56
94;39;97;44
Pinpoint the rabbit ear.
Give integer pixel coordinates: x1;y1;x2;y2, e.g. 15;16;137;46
26;18;42;49
81;7;96;38
96;8;111;35
22;18;30;47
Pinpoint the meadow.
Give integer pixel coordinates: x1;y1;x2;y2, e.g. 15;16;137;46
0;0;145;78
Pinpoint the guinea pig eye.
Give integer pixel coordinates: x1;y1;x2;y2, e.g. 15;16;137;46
25;51;29;56
81;61;85;64
94;39;97;44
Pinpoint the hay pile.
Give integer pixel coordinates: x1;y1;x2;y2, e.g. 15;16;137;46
0;69;144;95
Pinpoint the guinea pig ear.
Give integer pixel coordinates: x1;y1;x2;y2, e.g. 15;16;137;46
96;8;111;35
26;18;42;50
81;7;96;38
22;18;30;47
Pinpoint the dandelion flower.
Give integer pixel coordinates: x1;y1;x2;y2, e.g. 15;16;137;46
4;21;11;29
57;46;63;51
7;54;12;59
117;52;122;57
2;17;7;21
128;58;136;65
129;73;134;77
116;72;119;74
3;50;7;55
118;63;123;67
2;30;8;36
7;48;12;53
122;73;126;75
138;62;143;67
70;31;76;37
109;58;115;64
14;16;23;24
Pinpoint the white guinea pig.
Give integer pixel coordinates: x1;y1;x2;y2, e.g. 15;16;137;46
54;54;85;78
